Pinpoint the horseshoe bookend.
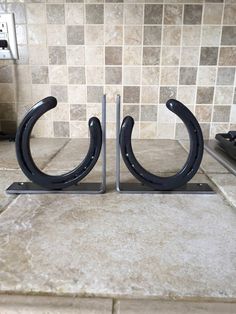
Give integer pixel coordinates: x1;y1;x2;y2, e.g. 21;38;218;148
116;96;214;194
7;96;106;194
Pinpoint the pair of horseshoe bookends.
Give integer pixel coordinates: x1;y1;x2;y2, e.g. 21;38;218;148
7;96;106;194
7;95;213;195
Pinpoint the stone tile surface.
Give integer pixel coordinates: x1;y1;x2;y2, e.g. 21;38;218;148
0;295;112;314
119;300;236;314
0;139;235;301
0;139;68;170
209;173;236;208
0;170;24;213
179;140;228;174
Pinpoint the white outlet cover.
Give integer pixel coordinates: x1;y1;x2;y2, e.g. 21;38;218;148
0;13;18;60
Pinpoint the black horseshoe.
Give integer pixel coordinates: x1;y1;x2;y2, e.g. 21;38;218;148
119;99;204;191
16;96;102;190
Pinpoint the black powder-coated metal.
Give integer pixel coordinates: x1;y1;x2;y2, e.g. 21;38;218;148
119;99;204;191
15;96;102;190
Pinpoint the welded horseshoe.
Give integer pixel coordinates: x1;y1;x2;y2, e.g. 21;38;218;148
119;99;204;191
16;96;102;189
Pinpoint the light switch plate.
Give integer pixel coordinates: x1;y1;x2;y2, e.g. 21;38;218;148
0;13;18;59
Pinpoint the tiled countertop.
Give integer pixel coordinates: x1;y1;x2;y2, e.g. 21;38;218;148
0;139;235;312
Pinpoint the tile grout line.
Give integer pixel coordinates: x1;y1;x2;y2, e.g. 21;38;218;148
112;299;120;314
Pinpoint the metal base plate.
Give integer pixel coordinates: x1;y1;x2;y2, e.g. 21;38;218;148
6;182;105;194
117;182;215;194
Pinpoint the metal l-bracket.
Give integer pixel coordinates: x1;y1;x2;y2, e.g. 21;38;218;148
115;95;214;194
6;95;106;195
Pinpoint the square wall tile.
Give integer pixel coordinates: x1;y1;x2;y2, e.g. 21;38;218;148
179;67;197;85
67;26;84;45
182;26;201;46
47;4;65;24
28;25;46;45
85;46;104;65
161;47;180;66
221;27;236;46
217;68;235;86
142;67;159;85
123;105;139;121
105;25;123;45
219;47;236;66
201;26;221;46
31;66;49;84
214;86;234;105
124;26;142;45
141;105;157;121
87;86;103;103
143;26;162;45
49;65;68;85
195;105;212;122
0;66;13;84
163;26;181;46
223;4;236;24
67;46;85;65
203;4;223;24
65;4;84;25
123;67;141;86
86;67;104;85
144;4;163;25
47;25;66;46
200;47;218;66
196;87;214;104
51;85;68;102
159;86;177;104
198;67;217;86
49;46;66;65
105;47;122;65
181;47;199;66
124;4;143;25
184;5;202;25
161;67;178;85
123;86;140;103
53;121;69;138
27;4;46;24
68;67;86;84
86;4;104;24
105;4;123;25
124;47;142;65
213;106;231;122
141;86;158;103
143;47;161;66
68;85;86;103
85;25;104;45
105;67;122;85
164;4;183;25
70;104;86;121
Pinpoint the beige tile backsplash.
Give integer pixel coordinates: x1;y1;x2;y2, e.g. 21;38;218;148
0;0;235;139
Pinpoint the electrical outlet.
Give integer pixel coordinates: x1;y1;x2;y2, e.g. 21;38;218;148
0;22;8;33
0;13;18;60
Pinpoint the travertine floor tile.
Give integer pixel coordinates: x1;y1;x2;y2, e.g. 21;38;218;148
118;300;236;314
0;191;235;299
0;139;69;170
0;170;24;213
179;140;228;174
0;295;112;314
209;173;236;208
